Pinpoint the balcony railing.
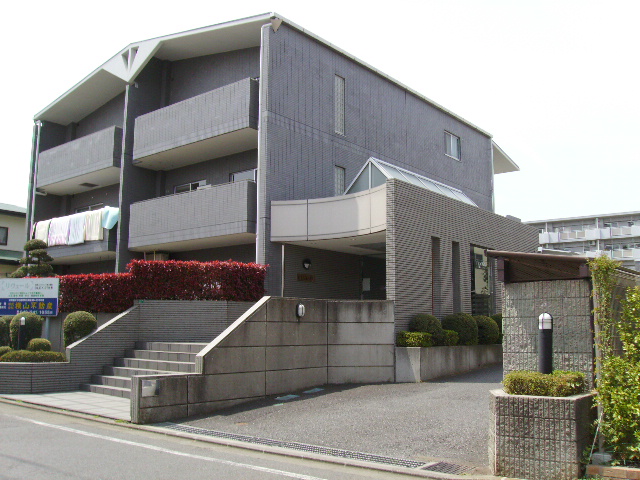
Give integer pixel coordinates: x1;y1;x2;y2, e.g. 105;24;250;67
37;126;122;196
128;180;257;251
132;78;259;170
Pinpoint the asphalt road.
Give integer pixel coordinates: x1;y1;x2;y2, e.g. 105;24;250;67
0;402;416;480
181;364;503;468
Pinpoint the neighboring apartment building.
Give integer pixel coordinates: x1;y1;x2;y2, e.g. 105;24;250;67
27;13;537;328
527;212;640;272
0;204;26;277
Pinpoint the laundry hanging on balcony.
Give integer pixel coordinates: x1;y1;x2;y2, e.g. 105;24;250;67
31;207;120;247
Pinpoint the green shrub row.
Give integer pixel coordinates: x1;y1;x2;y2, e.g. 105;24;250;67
27;338;52;352
8;312;43;349
396;331;433;347
503;370;585;397
0;350;66;363
405;312;501;347
0;346;12;359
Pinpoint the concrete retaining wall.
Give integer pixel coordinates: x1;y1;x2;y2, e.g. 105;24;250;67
395;344;502;382
0;300;251;394
489;389;595;480
132;297;395;423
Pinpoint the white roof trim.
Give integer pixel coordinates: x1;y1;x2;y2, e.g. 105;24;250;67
492;141;519;174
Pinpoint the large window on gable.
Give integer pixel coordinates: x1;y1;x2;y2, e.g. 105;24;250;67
445;131;461;160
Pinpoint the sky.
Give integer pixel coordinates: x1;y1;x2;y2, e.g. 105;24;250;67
1;0;637;222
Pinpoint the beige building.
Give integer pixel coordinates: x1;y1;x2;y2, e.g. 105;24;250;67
0;203;26;277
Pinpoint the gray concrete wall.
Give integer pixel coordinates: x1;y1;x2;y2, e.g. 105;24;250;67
132;297;395;423
386;179;539;330
170;244;255;263
169;47;260;104
75;92;126;138
489;390;595;480
282;245;361;299
66;184;120;213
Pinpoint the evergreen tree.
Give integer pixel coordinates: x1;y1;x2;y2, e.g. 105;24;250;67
10;239;54;278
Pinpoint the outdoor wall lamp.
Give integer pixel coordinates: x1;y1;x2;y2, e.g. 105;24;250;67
302;259;311;270
296;303;306;319
538;312;553;374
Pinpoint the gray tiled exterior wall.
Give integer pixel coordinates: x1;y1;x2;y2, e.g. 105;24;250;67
171;244;255;263
36;126;122;188
386;179;538;330
66;184;120;213
258;24;496;294
47;227;117;261
128;180;256;250
168;47;260;104
133;78;259;161
75;92;125;138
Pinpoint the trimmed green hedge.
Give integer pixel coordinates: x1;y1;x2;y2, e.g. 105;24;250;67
0;346;12;359
27;338;52;352
443;330;459;346
0;350;66;363
503;370;585;397
474;315;500;344
442;313;478;345
0;315;11;346
408;314;445;345
63;311;97;347
9;312;43;349
396;331;433;347
491;314;503;343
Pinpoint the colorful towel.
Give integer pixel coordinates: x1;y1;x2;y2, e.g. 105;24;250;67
85;210;104;241
67;212;87;245
48;216;71;246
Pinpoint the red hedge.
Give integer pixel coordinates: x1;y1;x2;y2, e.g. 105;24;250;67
59;260;267;313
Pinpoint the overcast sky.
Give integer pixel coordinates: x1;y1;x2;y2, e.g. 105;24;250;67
1;0;637;221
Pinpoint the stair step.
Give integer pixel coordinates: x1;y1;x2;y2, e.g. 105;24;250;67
81;383;130;399
135;342;208;354
103;366;173;378
115;357;195;373
125;349;197;363
91;375;132;389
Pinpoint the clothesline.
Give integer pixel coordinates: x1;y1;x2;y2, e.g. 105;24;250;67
32;207;119;247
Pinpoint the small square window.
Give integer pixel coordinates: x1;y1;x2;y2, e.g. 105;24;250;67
0;227;7;246
230;169;256;182
445;132;461;160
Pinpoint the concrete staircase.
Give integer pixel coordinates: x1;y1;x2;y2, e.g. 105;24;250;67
81;342;207;399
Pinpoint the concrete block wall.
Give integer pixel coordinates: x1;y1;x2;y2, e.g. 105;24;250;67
502;279;595;386
132;297;395;423
489;390;595;480
387;179;539;330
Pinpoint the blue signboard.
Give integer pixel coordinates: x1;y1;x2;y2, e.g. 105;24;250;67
0;278;59;317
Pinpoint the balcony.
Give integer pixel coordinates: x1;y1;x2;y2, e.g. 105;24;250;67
128;180;257;252
132;78;259;170
49;228;117;265
37;126;122;195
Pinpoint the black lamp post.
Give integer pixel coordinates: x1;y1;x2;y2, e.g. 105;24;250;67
538;312;553;374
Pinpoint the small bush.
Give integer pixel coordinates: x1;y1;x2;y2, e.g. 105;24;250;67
441;313;478;345
63;311;97;347
0;350;66;363
474;315;500;344
0;346;12;358
442;330;459;346
27;338;52;352
408;314;445;345
503;370;585;397
396;331;433;347
0;315;12;346
9;312;43;349
491;314;503;343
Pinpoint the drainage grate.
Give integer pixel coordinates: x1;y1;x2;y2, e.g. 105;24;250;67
160;423;426;469
421;461;476;475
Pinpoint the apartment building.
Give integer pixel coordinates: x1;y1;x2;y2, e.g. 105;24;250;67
0;204;26;277
28;13;537;328
527;212;640;272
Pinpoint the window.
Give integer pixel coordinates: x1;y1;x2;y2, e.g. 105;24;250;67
334;166;345;196
174;180;206;194
445;132;461;160
0;227;7;246
334;75;345;135
230;169;256;182
75;203;104;213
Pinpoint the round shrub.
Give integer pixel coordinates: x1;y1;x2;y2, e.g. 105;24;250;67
441;312;478;346
0;315;12;346
474;315;500;344
0;350;66;363
27;338;52;352
396;331;433;348
9;312;43;349
491;314;503;343
408;314;445;345
443;330;459;346
63;311;97;347
0;346;12;359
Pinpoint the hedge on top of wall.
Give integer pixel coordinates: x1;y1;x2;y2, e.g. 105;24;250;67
59;260;267;313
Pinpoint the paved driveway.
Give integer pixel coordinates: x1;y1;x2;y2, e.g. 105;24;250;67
178;363;503;468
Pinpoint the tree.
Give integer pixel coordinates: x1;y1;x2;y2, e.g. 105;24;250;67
10;239;54;278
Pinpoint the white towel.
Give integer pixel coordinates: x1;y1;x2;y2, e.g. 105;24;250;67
67;212;87;245
85;210;104;241
34;220;51;243
48;217;71;246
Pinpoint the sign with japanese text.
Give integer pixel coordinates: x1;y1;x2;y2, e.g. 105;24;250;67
0;278;59;316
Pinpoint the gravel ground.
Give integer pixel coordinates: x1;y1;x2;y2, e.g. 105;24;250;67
178;363;503;468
